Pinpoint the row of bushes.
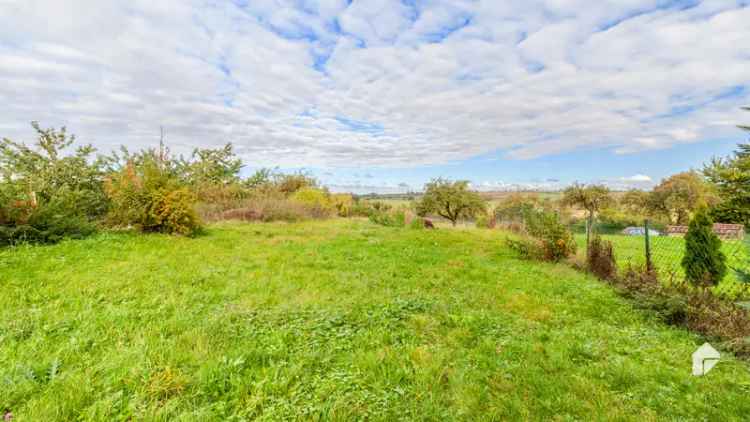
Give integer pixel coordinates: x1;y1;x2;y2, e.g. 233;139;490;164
0;123;388;246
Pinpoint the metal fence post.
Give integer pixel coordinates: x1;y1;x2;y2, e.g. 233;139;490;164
644;219;653;272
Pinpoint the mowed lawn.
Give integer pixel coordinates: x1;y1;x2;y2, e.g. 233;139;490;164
2;220;750;421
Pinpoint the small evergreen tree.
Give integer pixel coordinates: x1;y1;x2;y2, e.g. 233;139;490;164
681;209;727;287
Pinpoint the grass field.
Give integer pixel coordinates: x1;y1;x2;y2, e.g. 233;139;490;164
3;220;750;420
575;234;749;297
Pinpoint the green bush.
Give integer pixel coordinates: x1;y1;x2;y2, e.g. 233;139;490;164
523;209;577;262
505;237;544;261
369;210;406;227
0;123;107;245
475;212;496;229
682;209;727;287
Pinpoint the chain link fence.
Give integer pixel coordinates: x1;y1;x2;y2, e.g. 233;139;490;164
582;217;748;296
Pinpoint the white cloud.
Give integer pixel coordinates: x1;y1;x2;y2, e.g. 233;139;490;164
620;174;652;183
0;0;748;168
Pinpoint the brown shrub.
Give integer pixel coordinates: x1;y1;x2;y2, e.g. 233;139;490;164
587;235;617;281
686;291;750;349
218;197;332;223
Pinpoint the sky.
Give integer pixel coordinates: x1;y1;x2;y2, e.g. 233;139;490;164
1;0;749;193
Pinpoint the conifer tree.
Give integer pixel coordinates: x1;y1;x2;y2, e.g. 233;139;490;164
681;209;727;287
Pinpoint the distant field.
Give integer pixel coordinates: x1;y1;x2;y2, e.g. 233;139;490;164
575;233;748;297
365;191;566;209
2;220;750;420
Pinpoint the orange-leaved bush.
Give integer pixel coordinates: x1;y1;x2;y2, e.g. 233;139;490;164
105;157;202;236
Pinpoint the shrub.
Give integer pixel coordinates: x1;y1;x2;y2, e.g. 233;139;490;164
369;210;406;227
686;291;750;346
522;209;577;262
105;159;202;236
331;193;354;217
475;212;496;229
220;197;332;223
505;237;544;261
681;209;727;287
587;235;617;281
291;187;335;218
0;122;107;245
147;188;201;236
0;194;97;246
274;172;318;195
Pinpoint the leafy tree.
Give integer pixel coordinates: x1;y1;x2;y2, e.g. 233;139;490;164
416;178;486;226
0;122;107;244
179;143;243;186
704;107;750;226
494;192;542;223
647;171;717;225
619;189;650;214
682;209;727;287
243;168;275;190
561;183;613;221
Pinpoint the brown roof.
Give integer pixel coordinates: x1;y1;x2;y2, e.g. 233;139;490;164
666;224;745;238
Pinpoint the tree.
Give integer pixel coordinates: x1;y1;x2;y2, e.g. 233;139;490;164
703;106;750;226
682;209;727;287
494;192;542;223
179;143;243;186
0;122;109;218
619;189;650;215
416;178;486;226
243;168;274;190
561;183;613;221
647;171;717;225
0;123;107;244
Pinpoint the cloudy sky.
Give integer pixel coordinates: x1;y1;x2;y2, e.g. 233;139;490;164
1;0;749;192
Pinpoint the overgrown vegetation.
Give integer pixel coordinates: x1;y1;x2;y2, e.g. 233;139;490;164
505;207;577;263
0;123;105;245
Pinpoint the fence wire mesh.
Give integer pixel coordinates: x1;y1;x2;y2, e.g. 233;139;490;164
584;218;748;296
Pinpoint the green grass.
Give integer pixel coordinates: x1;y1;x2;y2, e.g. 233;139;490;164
2;220;750;420
575;234;749;297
